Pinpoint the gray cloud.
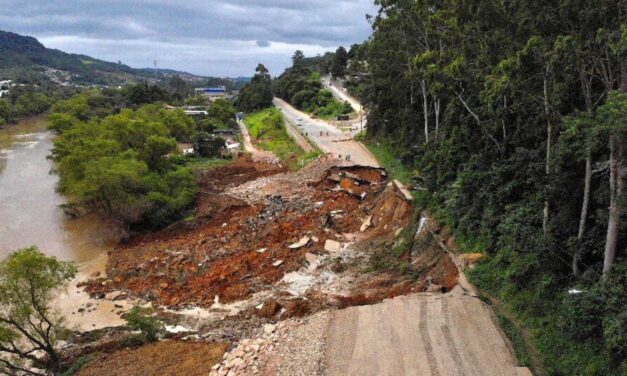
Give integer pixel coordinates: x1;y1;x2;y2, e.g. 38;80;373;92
0;0;377;77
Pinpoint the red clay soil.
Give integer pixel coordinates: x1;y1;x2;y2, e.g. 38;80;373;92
85;160;457;314
86;162;394;307
76;341;228;376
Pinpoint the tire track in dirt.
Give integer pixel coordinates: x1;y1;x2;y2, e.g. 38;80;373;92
324;307;358;375
440;297;465;375
419;299;441;376
444;295;483;375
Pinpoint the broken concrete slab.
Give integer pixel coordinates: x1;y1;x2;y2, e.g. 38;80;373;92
305;253;320;271
393;179;414;201
324;239;341;252
360;215;372;232
305;253;318;265
288;236;311;249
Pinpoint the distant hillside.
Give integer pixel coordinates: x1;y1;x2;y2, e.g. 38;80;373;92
0;30;208;85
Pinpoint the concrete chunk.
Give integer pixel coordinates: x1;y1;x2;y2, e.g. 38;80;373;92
360;215;372;232
272;260;284;267
324;239;341;252
289;236;311;249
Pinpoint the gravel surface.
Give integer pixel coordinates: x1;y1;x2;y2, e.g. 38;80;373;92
209;312;329;376
276;312;329;376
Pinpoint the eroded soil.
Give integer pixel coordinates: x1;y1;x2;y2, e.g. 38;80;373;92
75;155;461;375
76;340;228;376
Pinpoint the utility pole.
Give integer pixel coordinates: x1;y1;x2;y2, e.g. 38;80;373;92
154;60;158;80
359;106;365;134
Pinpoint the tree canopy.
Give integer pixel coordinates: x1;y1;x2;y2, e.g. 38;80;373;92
357;1;626;373
50;99;198;228
235;63;273;113
0;247;77;375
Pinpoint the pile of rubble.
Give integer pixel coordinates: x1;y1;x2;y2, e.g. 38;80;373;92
210;312;328;376
85;160;405;308
80;157;466;359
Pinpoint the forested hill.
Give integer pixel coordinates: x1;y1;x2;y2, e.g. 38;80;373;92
355;2;626;375
0;30;205;85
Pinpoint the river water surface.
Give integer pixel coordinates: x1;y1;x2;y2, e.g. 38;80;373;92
0;117;128;330
0;117;119;261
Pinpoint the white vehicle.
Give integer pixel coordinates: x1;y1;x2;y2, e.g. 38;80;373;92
297;117;303;121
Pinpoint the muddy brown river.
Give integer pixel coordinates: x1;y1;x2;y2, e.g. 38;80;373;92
0;117;130;331
0;117;120;262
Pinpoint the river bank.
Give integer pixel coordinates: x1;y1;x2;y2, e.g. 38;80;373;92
0;116;128;331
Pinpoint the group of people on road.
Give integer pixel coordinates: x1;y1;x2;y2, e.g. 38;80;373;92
321;152;351;162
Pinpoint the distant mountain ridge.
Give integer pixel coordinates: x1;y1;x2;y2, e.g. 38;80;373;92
0;30;208;85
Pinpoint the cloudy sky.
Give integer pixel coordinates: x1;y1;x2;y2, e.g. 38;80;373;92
0;0;378;77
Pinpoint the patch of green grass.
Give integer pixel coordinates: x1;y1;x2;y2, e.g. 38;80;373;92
184;157;232;173
496;312;531;366
245;108;317;169
314;97;355;120
360;137;414;184
62;355;92;376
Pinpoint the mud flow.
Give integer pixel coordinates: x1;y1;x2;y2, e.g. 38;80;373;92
84;156;458;328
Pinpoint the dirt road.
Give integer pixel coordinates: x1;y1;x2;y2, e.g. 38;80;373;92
237;118;279;163
324;288;530;376
323;75;363;114
273;98;379;167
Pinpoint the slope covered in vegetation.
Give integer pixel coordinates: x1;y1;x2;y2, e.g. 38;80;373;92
355;1;626;374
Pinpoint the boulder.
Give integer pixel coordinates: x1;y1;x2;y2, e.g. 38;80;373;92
360;215;372;232
272;260;284;267
258;300;281;317
263;323;276;334
288;236;311;249
324;239;341;252
104;291;125;301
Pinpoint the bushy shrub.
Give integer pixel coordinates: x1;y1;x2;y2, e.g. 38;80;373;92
50;101;198;228
192;132;225;158
124;307;163;343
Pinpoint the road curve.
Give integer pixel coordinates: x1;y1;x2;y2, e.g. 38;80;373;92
273;97;379;167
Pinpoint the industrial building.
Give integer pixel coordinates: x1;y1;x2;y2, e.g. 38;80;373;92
194;86;227;101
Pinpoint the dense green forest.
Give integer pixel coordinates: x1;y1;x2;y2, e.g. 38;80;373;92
0;84;81;125
346;1;626;375
48;89;237;229
273;52;354;119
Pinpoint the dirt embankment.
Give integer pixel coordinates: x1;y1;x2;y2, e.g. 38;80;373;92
74;155;464;375
76;340;228;376
84;155;458;312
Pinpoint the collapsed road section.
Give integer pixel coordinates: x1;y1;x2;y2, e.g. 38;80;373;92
69;154;533;376
82;156;458;335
